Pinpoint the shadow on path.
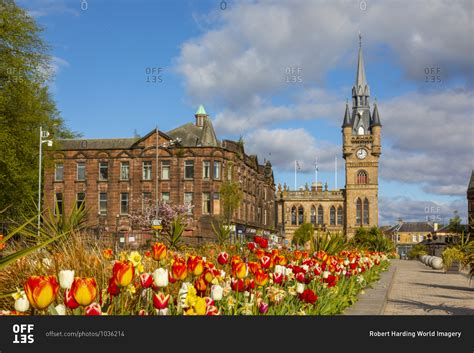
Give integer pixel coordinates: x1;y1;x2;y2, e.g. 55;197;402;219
415;283;474;292
386;299;474;315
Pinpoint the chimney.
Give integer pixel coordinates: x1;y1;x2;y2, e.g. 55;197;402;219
317;182;323;192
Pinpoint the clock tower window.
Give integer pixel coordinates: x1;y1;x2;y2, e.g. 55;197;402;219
356;170;368;184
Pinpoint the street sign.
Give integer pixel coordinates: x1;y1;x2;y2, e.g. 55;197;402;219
152;219;163;230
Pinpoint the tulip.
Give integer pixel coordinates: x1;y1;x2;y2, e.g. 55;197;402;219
232;262;247;279
113;260;135;287
272;272;284;285
107;278;120;296
187;255;204;276
254;235;263;245
171;258;188;280
103;248;113;260
247;242;256;251
255;249;265;259
247;261;260;275
153;292;170;310
259;238;268;249
156;308;168;315
58;270;75;290
296;282;305;294
64;289;80;309
70;277;97;307
139;273;153;288
274;265;285;274
276;255;287;266
138;309;148;316
293;250;302;260
254;269;269;287
85;303;102;316
210;285;223;301
194;276;207;293
260;255;272;269
14;296;30;313
299;289;318;304
231;279;246;292
206;305;220;316
203;269;214;283
24;275;59;310
217;252;229;265
259;301;269;314
55;304;66;315
152;268;169;288
151;242;167;261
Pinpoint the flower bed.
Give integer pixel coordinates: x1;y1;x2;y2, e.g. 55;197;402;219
1;237;390;316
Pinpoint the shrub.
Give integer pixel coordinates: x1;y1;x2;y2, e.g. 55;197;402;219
407;244;427;259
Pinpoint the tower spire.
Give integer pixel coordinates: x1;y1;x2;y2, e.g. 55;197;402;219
355;33;367;88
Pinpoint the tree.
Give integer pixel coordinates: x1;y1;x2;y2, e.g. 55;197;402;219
0;0;76;220
292;223;314;247
219;180;243;226
448;210;463;234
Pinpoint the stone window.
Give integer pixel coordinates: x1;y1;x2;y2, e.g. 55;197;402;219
76;192;85;210
120;193;129;215
363;198;369;224
203;161;211;179
184;160;194;179
54;193;63;216
161;160;170;180
142;161;152;180
99;162;108;181
330;206;336;225
120;162;130;180
213;161;221;180
298;206;304;225
310;206;316;225
184;192;193;213
357;170;368;184
202;192;211;214
317;205;323;225
291;206;297;225
161;192;170;203
356;198;362;225
55;163;64;181
77;162;86;181
337;206;343;225
99;192;107;215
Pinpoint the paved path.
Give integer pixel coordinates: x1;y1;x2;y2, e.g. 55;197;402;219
383;260;474;315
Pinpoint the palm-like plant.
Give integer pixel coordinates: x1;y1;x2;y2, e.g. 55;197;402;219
211;220;231;245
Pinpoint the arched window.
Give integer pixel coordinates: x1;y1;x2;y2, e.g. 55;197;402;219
357;170;368;184
337;206;343;225
310;206;316;225
291;206;297;225
358;126;365;135
317;205;323;225
298;206;304;225
356;198;362;225
330;206;336;225
363;198;369;224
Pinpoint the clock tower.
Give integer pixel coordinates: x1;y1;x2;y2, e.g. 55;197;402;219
342;34;381;237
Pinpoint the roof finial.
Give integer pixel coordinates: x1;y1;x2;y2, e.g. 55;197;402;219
358;31;362;48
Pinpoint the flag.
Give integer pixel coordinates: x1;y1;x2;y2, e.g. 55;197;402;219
296;161;301;170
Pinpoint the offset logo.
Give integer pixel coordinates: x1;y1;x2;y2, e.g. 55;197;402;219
12;323;34;344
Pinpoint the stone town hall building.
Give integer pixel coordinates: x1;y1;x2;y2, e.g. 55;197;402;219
276;39;381;241
44;106;276;245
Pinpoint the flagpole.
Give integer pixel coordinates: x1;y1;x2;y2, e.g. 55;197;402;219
294;160;297;191
315;158;318;186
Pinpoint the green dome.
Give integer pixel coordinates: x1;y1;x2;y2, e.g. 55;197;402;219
195;104;207;115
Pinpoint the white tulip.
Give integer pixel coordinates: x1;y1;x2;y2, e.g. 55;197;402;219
301;265;309;272
14;296;30;312
284;267;293;276
55;304;66;315
296;283;305;294
152;268;169;288
211;285;223;301
274;265;284;274
322;271;330;279
220;270;226;278
59;270;75;289
156;308;168;315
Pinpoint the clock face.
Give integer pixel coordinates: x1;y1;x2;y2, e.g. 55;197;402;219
356;148;367;159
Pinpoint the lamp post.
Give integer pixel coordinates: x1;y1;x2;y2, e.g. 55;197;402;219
38;126;53;236
115;214;120;253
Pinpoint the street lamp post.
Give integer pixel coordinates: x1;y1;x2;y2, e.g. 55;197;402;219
38;126;53;237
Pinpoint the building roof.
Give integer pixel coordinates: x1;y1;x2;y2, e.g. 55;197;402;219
195;104;207;115
342;103;351;127
167;117;219;147
56;138;139;150
388;221;434;233
468;170;474;191
371;102;381;127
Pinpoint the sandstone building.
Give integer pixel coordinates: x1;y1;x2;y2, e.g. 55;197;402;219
44;106;276;245
276;37;381;242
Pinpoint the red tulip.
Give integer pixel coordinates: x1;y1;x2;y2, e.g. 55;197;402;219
194;275;207;293
153;293;170;310
24;275;59;310
254;236;263;245
112;261;135;287
255;249;265;259
299;289;318;304
139;273;153;288
259;238;268;249
254;269;269;287
204;297;214;307
107;277;120;296
231;279;246;292
247;242;256;251
217;252;229;265
187;255;204;276
171;258;188;280
272;272;284;285
248;261;260;275
85;303;101;316
260;255;272;269
151;242;167;261
64;289;79;309
206;305;220;316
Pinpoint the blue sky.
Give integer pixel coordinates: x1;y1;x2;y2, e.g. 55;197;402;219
19;0;473;225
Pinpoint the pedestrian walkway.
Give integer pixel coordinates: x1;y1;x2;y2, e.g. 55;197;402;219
383;259;473;315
